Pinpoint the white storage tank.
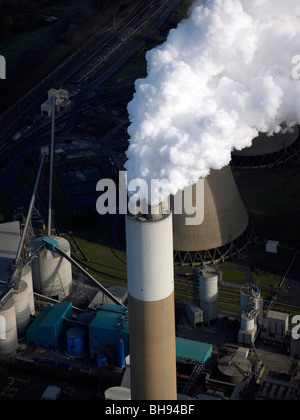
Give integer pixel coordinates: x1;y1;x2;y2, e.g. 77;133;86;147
0;298;18;355
21;264;35;315
13;280;31;336
199;265;219;325
30;236;72;300
240;312;255;332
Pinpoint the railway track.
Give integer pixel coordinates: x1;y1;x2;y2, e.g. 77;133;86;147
0;0;183;170
0;1;179;140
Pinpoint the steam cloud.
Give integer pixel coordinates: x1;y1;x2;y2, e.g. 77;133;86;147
125;0;300;205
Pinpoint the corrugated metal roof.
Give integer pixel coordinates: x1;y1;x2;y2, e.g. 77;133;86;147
0;221;20;282
90;304;129;333
27;302;72;333
176;337;212;365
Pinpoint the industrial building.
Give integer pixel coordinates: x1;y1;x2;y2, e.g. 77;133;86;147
89;303;129;367
261;310;290;346
176;338;212;367
173;165;254;265
26;302;72;351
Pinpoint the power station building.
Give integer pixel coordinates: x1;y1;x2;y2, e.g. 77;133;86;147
173;165;254;265
26;302;72;351
89;303;129;367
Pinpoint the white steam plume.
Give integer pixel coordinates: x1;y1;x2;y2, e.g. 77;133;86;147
125;0;300;205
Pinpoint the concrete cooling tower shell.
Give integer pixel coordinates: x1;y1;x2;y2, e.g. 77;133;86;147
30;236;72;300
173;165;253;265
0;298;18;355
231;127;300;169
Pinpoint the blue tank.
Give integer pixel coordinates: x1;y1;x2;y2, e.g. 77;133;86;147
66;327;86;356
118;337;126;368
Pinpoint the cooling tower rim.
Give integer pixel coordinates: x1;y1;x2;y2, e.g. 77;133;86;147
231;132;300;169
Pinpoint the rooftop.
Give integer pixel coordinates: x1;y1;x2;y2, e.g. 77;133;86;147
176;337;212;365
266;310;289;322
89;304;129;333
27;302;72;333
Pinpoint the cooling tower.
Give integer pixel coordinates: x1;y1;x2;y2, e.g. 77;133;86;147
0;298;18;355
12;280;31;336
173;165;253;265
126;204;177;400
231;127;300;169
30;236;72;300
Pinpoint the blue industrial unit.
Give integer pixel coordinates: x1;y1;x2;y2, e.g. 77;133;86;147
176;337;212;367
89;304;129;366
43;236;59;251
66;327;86;356
27;302;72;350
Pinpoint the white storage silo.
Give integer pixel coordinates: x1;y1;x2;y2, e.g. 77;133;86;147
21;264;35;315
240;312;255;332
30;236;72;300
13;280;31;336
199;266;219;325
0;298;18;355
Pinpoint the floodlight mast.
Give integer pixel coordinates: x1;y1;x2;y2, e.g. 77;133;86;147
47;95;55;236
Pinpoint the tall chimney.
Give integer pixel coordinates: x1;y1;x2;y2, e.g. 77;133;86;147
125;202;177;400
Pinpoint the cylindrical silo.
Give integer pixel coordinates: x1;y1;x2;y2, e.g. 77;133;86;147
30;236;72;300
66;327;86;357
13;280;31;336
218;354;252;385
0;298;18;355
240;312;255;332
126;204;177;400
21;264;35;315
199;266;219;325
